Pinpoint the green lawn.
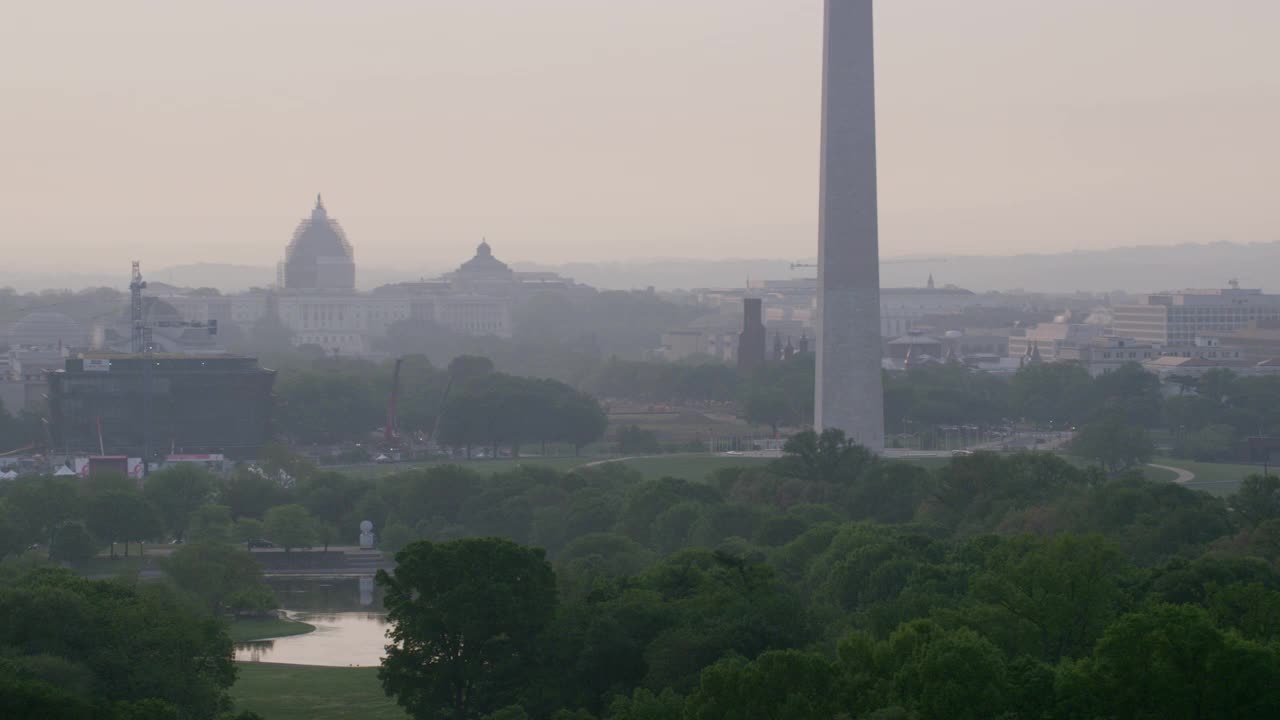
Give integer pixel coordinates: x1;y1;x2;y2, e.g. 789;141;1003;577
599;454;772;481
606;411;772;440
229;617;316;643
339;456;586;479
1149;456;1266;496
232;664;407;720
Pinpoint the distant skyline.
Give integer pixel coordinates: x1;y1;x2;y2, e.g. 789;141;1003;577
3;0;1277;272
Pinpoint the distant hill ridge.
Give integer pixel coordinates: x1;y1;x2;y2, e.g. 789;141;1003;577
3;241;1277;294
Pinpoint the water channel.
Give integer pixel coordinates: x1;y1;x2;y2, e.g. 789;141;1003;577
234;577;390;667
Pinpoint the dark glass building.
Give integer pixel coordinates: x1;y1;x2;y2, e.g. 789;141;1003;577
47;355;275;460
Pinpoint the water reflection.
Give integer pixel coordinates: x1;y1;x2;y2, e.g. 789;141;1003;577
236;577;391;667
266;576;385;612
236;611;389;667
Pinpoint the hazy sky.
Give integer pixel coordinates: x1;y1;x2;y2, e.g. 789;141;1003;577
3;0;1278;273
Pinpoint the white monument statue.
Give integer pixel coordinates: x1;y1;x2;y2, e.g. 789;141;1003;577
359;520;375;549
814;0;886;450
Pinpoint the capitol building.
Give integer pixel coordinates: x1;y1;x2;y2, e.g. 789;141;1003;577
150;196;590;355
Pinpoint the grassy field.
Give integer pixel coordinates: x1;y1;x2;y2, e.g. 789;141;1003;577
333;452;1076;486
338;456;585;479
232;664;406;720
606;410;772;440
600;454;773;481
229;617;316;643
1141;464;1181;484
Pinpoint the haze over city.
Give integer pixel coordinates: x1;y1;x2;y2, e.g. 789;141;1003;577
10;4;1280;720
4;0;1277;273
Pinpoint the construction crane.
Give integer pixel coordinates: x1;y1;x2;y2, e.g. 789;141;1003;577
128;262;218;472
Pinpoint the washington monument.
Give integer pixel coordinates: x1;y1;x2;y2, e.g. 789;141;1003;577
814;0;885;449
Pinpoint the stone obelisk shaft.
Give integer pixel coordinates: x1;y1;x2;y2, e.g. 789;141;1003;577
814;0;885;449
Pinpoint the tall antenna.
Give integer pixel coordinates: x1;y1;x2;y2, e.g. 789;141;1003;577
130;261;147;353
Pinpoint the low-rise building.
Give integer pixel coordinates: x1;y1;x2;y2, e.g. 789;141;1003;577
1007;320;1106;362
1112;284;1280;347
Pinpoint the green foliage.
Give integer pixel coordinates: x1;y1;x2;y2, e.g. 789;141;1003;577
605;688;683;720
436;373;607;454
741;387;799;434
967;534;1125;660
84;491;162;558
774;428;876;485
1071;417;1154;473
274;367;385;444
1174;423;1238;462
617;425;660;455
232;517;265;550
263;504;318;552
1011;361;1094;426
378;538;558;720
884;362;1009;429
49;521;97;565
162;542;272;615
188;504;234;544
3;474;79;545
0;567;236;719
1229;473;1280;529
685;650;838;720
143;464;214;541
1060;604;1280;719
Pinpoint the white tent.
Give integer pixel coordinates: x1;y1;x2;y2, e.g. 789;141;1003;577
53;466;77;477
0;470;17;480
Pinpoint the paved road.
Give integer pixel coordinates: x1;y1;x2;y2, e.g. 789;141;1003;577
1148;463;1196;484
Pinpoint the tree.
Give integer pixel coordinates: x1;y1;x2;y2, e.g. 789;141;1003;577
263;504;317;552
85;491;162;558
1174;423;1237;462
5;475;79;547
315;522;340;551
1229;474;1280;529
187;504;234;545
0;567;237;719
233;518;265;551
742;387;798;435
1061;604;1280;719
163;542;271;615
557;390;609;455
448;354;495;384
142;464;213;542
221;469;283;520
969;534;1125;660
774;429;876;484
685;650;838;720
1092;361;1163;427
49;521;97;565
1071;417;1153;473
274;369;383;444
377;538;557;720
1010;361;1093;426
617;425;660;455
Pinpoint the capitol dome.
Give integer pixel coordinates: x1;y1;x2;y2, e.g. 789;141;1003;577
7;311;89;349
457;240;512;276
281;194;356;290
